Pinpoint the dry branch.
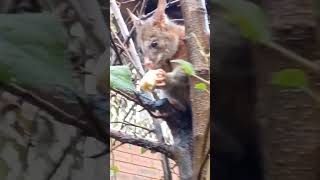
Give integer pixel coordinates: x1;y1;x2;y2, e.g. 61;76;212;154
110;129;175;158
111;121;155;132
0;83;107;144
110;0;145;76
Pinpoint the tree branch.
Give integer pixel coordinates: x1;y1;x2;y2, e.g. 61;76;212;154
110;0;145;77
110;129;175;159
111;121;155;132
111;89;169;119
0;83;107;144
266;41;320;75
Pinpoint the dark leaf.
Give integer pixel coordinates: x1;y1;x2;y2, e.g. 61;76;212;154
0;13;74;89
110;65;135;91
271;69;308;88
212;0;272;43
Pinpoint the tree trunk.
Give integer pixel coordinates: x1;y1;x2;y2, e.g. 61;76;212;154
180;0;210;179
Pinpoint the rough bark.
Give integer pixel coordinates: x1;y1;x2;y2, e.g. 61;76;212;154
256;0;320;179
180;0;210;179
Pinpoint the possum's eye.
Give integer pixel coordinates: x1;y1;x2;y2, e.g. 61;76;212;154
150;41;158;48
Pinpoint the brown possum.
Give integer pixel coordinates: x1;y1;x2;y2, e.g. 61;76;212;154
128;0;189;112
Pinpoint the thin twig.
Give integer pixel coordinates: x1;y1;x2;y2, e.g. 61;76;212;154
122;27;135;49
110;0;145;76
119;103;136;130
110;33;123;65
303;88;320;104
197;149;210;180
140;0;181;20
132;0;142;17
111;89;168;119
121;0;136;4
111;121;154;132
201;119;210;157
192;74;210;85
113;32;143;78
139;0;147;16
266;41;320;75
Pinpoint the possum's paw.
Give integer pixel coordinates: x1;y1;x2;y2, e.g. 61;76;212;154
139;69;166;91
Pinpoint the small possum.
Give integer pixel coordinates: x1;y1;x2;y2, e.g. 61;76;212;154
128;0;189;112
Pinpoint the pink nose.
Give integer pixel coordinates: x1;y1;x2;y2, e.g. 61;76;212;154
144;57;154;69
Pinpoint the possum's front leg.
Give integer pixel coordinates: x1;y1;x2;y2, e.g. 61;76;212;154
154;67;190;111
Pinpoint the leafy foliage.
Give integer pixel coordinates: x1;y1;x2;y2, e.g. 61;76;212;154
195;83;207;91
171;59;195;75
214;0;314;93
110;65;135;91
212;0;272;43
271;69;308;88
0;13;74;89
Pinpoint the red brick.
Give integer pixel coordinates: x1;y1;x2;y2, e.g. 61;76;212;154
113;150;132;163
116;144;162;160
116;144;142;155
152;159;163;170
131;154;153;167
112;172;132;180
139;151;162;159
115;172;154;180
131;175;153;180
115;160;162;178
114;161;136;174
111;142;180;179
136;166;162;178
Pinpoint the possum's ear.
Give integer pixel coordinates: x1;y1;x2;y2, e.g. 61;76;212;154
127;9;144;27
152;0;168;28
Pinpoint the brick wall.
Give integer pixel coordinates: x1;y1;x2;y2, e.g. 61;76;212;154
111;142;180;180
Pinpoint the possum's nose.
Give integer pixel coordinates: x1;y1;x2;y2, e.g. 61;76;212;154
144;57;154;69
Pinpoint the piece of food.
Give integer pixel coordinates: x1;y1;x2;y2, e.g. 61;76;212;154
139;70;158;91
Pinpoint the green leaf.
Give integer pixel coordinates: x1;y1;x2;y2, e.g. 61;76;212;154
110;65;135;91
110;165;120;176
212;0;272;43
271;69;308;88
0;13;74;89
195;83;207;91
170;59;195;75
141;147;147;154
